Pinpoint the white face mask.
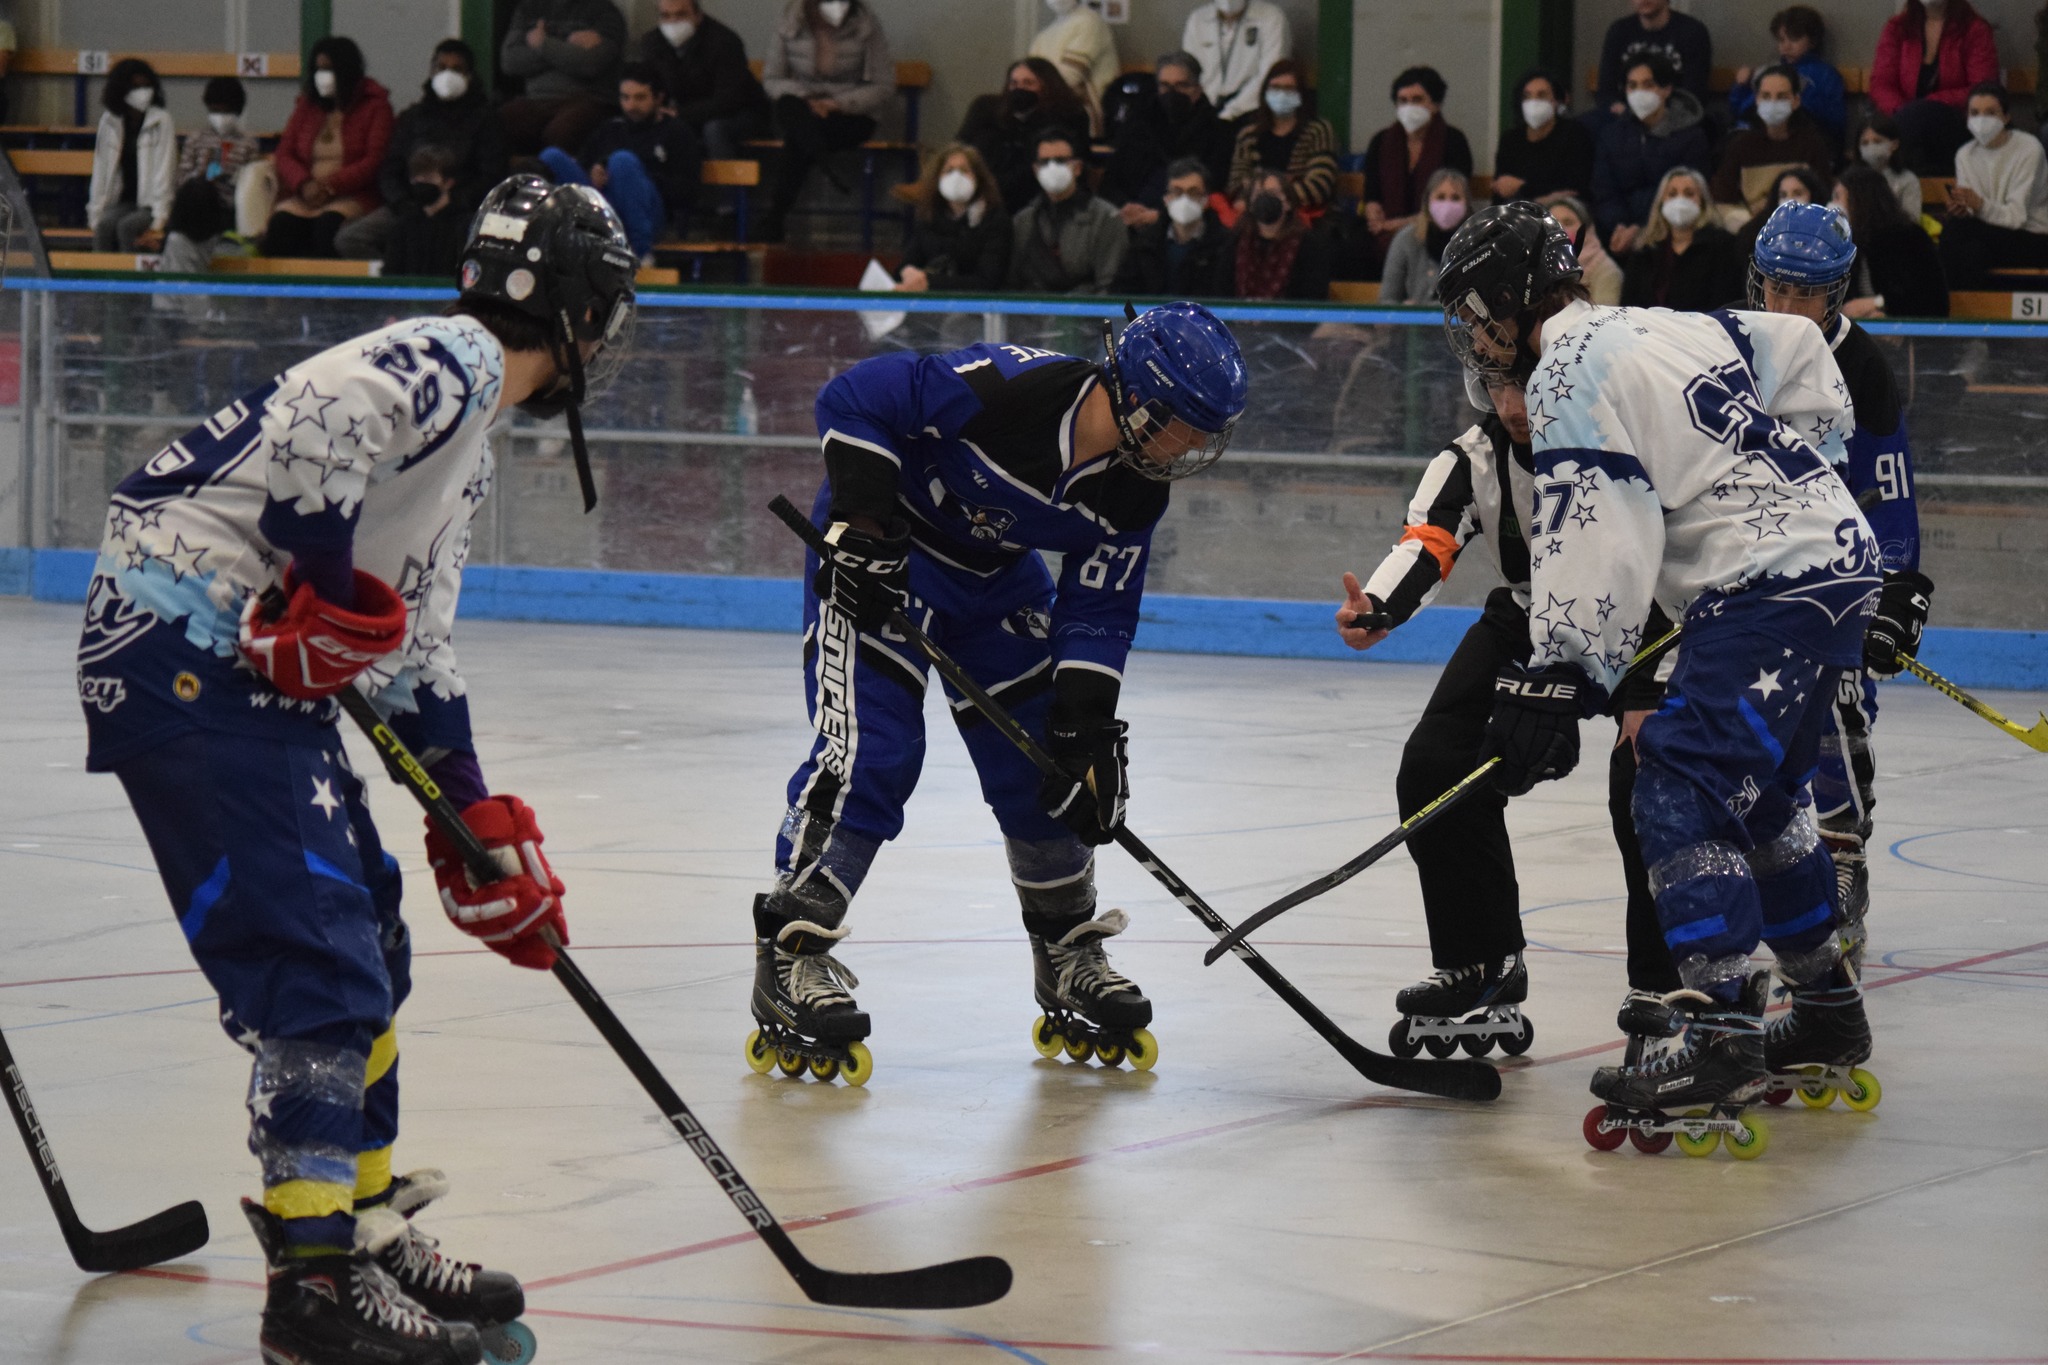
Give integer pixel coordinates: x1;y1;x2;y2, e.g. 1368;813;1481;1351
1265;88;1302;118
207;112;241;135
938;169;976;204
1967;114;2005;147
1755;98;1793;128
1166;192;1206;226
1660;194;1702;229
1860;140;1893;169
1035;160;1075;196
124;86;154;112
1626;88;1663;120
659;19;697;46
1394;103;1431;134
1215;0;1248;15
430;69;469;101
313;69;338;98
1045;0;1079;14
817;0;850;26
1521;98;1556;130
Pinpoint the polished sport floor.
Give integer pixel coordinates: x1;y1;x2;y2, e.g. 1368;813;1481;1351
3;598;2044;1364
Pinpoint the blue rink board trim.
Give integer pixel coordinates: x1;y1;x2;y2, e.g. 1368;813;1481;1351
10;549;2046;692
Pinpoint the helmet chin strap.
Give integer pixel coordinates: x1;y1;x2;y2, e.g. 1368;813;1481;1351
555;305;598;513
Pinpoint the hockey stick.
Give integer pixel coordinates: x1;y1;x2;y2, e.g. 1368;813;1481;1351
335;687;1012;1310
1;1028;209;1272
1898;656;2048;752
1200;623;1687;964
768;495;1498;1102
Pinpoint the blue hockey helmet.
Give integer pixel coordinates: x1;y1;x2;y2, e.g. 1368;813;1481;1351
1102;301;1249;481
1749;199;1856;327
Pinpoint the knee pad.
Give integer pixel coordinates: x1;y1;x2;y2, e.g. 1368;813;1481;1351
1751;808;1841;985
765;807;880;932
1647;839;1758;994
246;1038;367;1195
1006;835;1096;938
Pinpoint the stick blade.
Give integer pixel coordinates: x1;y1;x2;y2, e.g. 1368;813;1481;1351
2023;715;2048;752
797;1253;1013;1309
66;1199;209;1274
1334;1040;1502;1102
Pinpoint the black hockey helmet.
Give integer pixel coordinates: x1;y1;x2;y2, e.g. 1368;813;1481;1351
1436;201;1581;387
459;174;638;511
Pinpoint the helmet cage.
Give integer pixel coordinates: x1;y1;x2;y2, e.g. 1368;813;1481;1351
1443;292;1539;387
1100;320;1236;482
1746;257;1850;330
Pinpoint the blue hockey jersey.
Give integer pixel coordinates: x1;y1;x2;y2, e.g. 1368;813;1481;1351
1825;314;1919;573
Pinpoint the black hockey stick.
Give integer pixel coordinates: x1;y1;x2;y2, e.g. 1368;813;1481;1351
1200;623;1687;964
335;686;1012;1310
1;1028;209;1272
769;495;1498;1103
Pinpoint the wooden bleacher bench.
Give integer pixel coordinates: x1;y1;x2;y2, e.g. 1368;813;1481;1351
17;49;304;125
45;249;682;288
2010;68;2038;97
1328;281;1381;304
1922;177;1953;208
9;148;93;177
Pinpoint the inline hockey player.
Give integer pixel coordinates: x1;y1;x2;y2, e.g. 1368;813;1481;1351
1437;203;1881;1157
748;304;1248;1083
73;175;637;1362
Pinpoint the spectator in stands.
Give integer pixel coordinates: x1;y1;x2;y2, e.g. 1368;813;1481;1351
1182;0;1291;123
896;143;1010;293
336;41;505;262
1711;65;1838;218
1030;0;1118;134
1100;52;1232;228
760;0;895;244
1595;0;1712;122
1540;191;1623;304
265;37;394;258
1939;82;2048;291
88;58;174;253
381;144;469;278
1361;67;1473;265
1619;166;1741;311
1731;165;1829;257
1833;163;1948;318
176;76;259;220
1871;0;1998;175
1116;156;1229;296
1226;62;1337;214
1729;7;1846;144
1592;54;1710;250
540;63;703;256
1492;68;1596;202
1379;168;1469;304
1009;129;1125;294
160;178;235;275
1858;113;1924;220
500;0;628;157
1221;166;1332;300
636;0;771;161
958;58;1090;218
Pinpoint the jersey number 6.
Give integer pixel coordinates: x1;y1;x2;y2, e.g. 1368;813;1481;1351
1076;544;1144;591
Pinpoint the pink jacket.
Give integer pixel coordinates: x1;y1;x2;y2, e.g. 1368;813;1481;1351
1870;4;1999;115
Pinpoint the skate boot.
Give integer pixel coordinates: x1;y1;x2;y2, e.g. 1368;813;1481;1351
1583;970;1772;1159
1389;952;1533;1059
1029;908;1157;1069
367;1171;535;1364
1761;967;1879;1112
1820;821;1871;975
241;1199;483;1365
1614;987;1687;1070
745;895;873;1085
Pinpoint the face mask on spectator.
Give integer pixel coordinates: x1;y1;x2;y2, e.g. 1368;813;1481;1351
1521;98;1555;130
1251;192;1286;226
124;86;154;112
1160;89;1194;121
1860;140;1893;169
1215;0;1248;15
207;112;241;135
1394;103;1431;134
818;0;851;27
409;179;444;207
1007;87;1040;116
1045;0;1079;14
431;70;469;101
1035;160;1075;196
1967;114;2005;147
1626;88;1662;121
1660;194;1701;229
938;169;977;204
659;20;696;45
1756;98;1793;127
1429;197;1467;230
1166;192;1206;226
313;69;338;99
1265;88;1302;118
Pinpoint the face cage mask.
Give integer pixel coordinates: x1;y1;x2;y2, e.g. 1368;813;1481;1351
1442;302;1539;388
525;291;638;512
1745;258;1850;331
1100;320;1234;482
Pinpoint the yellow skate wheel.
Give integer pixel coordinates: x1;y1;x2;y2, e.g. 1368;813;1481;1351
809;1056;840;1082
1673;1110;1721;1158
1796;1069;1836;1109
776;1048;807;1077
1094;1042;1127;1068
1841;1067;1881;1112
1126;1028;1159;1072
1726;1114;1770;1160
841;1041;873;1087
1030;1015;1065;1058
744;1030;775;1075
1064;1035;1095;1063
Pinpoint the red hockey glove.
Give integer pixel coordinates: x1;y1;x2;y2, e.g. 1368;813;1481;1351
424;795;569;971
238;568;407;701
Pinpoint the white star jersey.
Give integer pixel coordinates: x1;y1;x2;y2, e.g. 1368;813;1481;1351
76;315;505;769
1521;301;1882;698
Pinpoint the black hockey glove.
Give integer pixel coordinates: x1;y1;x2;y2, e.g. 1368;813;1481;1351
1040;708;1129;847
1863;570;1933;678
1480;663;1589;797
813;519;910;633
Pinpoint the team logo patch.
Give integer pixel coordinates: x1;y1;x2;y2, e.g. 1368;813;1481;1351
78;673;127;713
959;502;1016;543
460;259;481;290
173;672;202;702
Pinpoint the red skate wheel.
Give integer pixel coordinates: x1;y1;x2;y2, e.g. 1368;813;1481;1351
1583;1105;1627;1151
1628;1128;1673;1154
